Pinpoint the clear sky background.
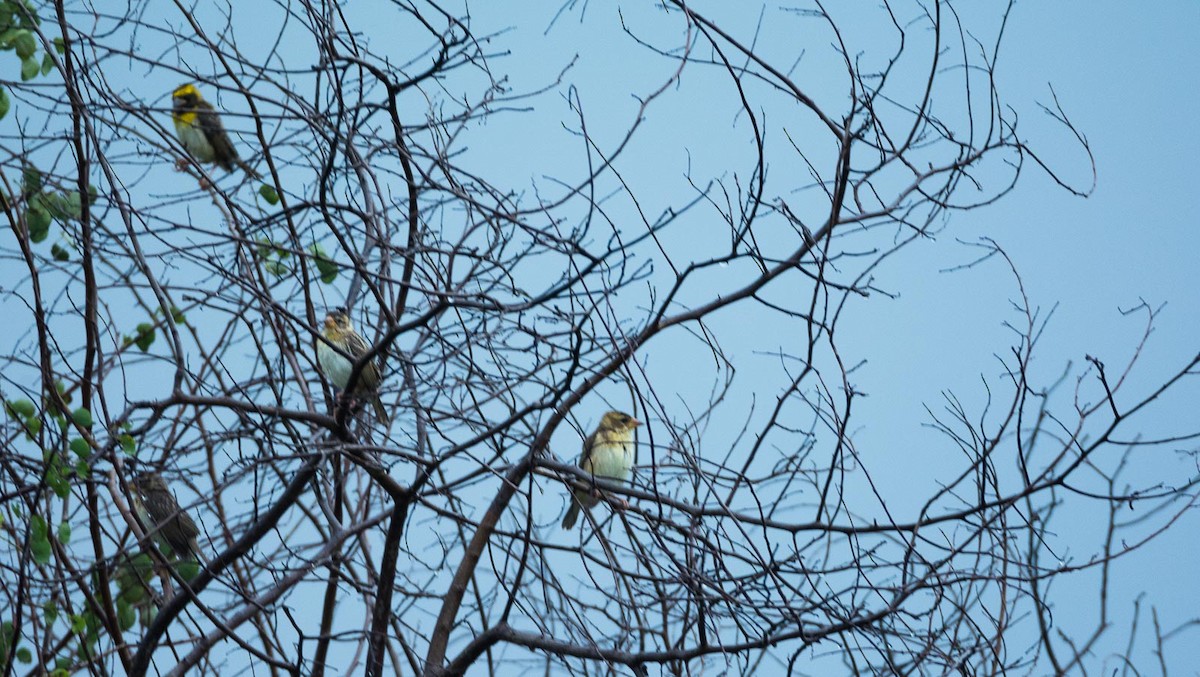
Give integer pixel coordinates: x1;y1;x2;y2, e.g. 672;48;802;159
456;1;1200;670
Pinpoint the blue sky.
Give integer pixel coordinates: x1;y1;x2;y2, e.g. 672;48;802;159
462;1;1200;670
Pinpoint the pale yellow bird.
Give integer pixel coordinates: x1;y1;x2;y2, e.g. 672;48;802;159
317;308;389;424
561;411;641;530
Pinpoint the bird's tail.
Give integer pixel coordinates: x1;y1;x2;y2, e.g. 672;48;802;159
371;396;390;425
561;500;580;530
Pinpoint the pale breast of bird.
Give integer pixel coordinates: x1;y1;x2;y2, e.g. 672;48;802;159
176;118;217;163
588;438;634;481
317;342;355;390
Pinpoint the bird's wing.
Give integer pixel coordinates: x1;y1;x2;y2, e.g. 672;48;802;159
176;511;200;540
578;429;599;473
197;103;239;170
343;331;381;389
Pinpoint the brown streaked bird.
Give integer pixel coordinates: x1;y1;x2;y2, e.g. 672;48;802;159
171;83;260;179
317;308;390;424
561;411;641;530
134;472;199;560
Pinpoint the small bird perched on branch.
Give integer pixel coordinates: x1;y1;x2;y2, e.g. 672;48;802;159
318;308;390;424
561;411;641;530
134;472;200;560
171;83;260;179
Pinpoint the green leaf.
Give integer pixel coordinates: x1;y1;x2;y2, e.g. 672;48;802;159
26;205;50;242
6;398;34;418
45;464;68;498
52;36;63;54
83;611;100;644
67;437;90;458
69;614;85;634
64;191;81;217
0;86;9;120
50;243;69;261
258;184;279;205
12;28;33;58
169;305;185;324
15;646;30;663
118;433;136;455
177;559;200;581
57;521;70;544
17;1;39;28
131;552;154;571
118;579;146;603
70;407;92;428
30;514;51;564
39;51;51;75
23;416;40;440
19;53;37;80
40;192;77;221
134;322;155;352
68;437;88;457
264;260;288;276
116;600;135;631
74;459;88;478
20;164;39;193
139;605;156;628
42;600;57;623
55;380;71;403
311;245;339;284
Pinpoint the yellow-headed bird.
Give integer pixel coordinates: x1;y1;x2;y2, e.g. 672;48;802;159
561;411;641;530
171;83;260;179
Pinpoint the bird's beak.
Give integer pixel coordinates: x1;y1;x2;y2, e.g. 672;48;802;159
323;316;336;329
630;418;642;428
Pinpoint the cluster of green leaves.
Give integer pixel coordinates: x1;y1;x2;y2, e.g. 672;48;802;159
254;238;339;283
3;515;75;673
3;381;76;438
26;512;67;565
4;394;88;551
37;599;105;672
19;165;95;260
4;508;199;671
35;605;78;676
1;381;95;673
112;554;156;630
3;395;37;438
0;619;31;667
0;0;62;118
121;304;186;354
